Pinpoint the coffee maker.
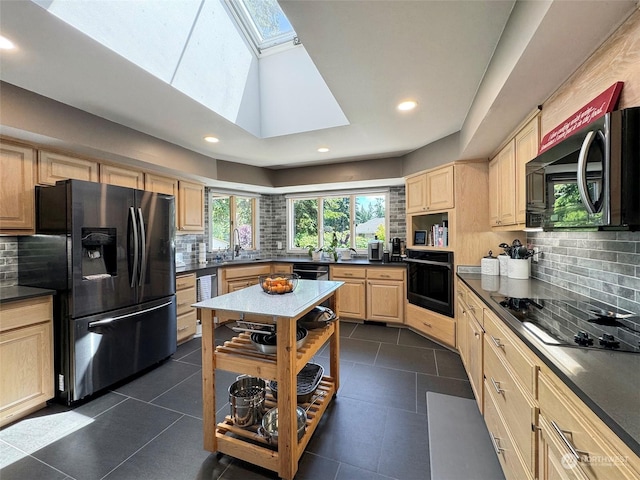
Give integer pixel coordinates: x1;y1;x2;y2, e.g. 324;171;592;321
368;237;384;261
390;238;402;262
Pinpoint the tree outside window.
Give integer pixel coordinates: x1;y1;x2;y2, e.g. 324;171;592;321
289;191;387;252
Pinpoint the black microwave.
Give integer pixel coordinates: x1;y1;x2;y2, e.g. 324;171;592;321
526;107;640;230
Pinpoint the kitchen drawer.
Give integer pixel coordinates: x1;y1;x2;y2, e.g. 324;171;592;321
0;296;52;332
484;379;535;480
456;280;468;306
538;370;640;480
484;308;536;395
366;267;404;281
405;302;455;347
176;287;196;316
177;310;197;344
465;290;485;327
176;273;196;291
223;265;271;281
484;335;536;474
331;266;366;279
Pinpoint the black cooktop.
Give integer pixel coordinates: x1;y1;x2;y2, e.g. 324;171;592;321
491;295;640;353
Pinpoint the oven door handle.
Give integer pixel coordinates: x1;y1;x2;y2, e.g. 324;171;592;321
405;258;452;268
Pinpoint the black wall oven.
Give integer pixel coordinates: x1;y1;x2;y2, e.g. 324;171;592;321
405;250;454;317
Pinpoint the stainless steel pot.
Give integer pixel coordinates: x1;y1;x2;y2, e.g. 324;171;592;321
257;405;307;446
250;327;308;354
228;376;266;427
257;392;325;445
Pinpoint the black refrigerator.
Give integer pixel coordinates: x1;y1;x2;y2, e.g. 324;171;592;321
19;179;177;405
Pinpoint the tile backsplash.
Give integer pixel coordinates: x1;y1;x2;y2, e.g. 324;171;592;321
0;237;18;287
527;231;640;314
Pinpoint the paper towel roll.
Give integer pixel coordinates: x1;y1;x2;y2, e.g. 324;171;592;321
198;243;207;264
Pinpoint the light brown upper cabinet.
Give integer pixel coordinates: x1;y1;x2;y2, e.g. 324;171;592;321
145;173;179;197
405;165;454;213
38;150;99;186
0;141;35;234
489;140;516;227
489;114;540;229
514;116;540;224
178;180;204;233
100;164;144;189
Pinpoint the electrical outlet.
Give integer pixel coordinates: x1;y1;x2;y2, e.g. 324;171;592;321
533;247;540;263
277;241;283;250
186;244;192;252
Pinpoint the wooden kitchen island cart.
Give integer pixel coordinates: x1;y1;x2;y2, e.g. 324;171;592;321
194;279;343;480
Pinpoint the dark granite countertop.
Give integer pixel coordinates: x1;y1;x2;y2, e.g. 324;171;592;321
175;257;406;274
457;272;640;457
0;285;56;303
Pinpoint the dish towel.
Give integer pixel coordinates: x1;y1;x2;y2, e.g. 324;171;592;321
197;275;212;302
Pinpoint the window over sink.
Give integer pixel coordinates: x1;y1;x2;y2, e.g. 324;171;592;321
209;193;258;253
287;189;389;254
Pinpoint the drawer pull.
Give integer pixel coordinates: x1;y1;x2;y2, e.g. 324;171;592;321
422;322;432;328
474;332;480;338
490;377;504;395
490;432;505;455
490;335;504;349
178;326;189;332
551;421;588;462
380;274;390;278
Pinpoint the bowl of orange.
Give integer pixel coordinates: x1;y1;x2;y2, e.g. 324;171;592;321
260;273;299;295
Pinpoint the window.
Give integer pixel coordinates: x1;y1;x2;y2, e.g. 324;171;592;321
209;193;258;253
288;190;388;252
228;0;298;54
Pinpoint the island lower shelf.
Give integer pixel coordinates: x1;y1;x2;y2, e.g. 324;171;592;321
214;377;336;472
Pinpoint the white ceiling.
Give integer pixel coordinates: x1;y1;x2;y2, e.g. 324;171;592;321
0;0;637;174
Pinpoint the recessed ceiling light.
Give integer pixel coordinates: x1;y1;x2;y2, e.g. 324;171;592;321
317;147;330;153
204;136;219;143
397;100;418;111
0;36;16;50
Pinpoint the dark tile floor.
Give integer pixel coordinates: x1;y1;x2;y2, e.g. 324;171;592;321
0;321;475;480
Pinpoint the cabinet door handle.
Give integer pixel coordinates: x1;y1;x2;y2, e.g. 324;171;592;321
490;377;504;395
490;335;504;349
474;332;480;338
490;432;505;455
550;421;588;462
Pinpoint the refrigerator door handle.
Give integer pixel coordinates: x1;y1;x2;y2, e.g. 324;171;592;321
88;300;173;328
137;207;147;287
129;206;139;287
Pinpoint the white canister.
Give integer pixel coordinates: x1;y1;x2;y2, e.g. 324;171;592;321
481;252;500;276
507;258;530;279
498;254;509;276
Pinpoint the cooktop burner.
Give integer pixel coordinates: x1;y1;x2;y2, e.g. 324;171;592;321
490;295;640;353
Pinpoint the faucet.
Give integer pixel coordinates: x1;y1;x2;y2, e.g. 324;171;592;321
232;228;241;258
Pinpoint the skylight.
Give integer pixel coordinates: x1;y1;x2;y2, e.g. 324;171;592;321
32;0;348;140
228;0;298;53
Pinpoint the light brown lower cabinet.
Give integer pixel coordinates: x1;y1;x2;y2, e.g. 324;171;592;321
405;302;455;347
0;295;54;427
330;266;405;324
457;282;640;480
484;379;535;480
176;273;197;344
537;370;640;480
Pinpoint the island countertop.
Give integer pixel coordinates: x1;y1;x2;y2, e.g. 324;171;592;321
192;279;343;318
